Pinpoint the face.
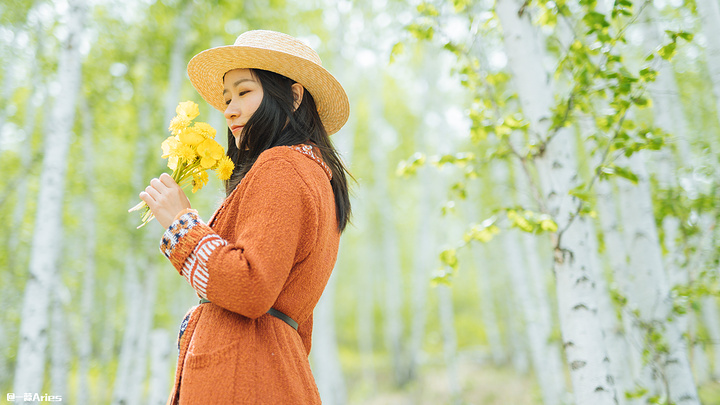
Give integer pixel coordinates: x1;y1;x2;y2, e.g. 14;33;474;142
223;69;264;148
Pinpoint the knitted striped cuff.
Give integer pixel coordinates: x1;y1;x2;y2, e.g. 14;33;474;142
160;210;201;258
179;234;227;298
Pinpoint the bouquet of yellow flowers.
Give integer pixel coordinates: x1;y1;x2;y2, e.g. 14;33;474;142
129;101;235;229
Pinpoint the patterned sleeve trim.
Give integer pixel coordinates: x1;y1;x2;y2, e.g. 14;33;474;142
160;211;201;258
159;210;228;299
179;234;227;298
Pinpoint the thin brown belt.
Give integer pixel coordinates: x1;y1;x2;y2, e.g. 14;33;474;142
199;298;298;330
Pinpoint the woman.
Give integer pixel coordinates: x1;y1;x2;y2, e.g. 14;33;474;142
139;30;351;404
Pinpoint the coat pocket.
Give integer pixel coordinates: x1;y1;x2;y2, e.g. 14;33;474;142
179;338;254;404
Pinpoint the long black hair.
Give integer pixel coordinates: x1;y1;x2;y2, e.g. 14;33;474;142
224;69;352;232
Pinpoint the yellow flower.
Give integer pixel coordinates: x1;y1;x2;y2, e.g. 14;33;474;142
176;144;197;162
193;122;217;139
197;138;225;169
161;135;180;158
167;155;179;171
192;170;208;193
216;156;235;180
176;101;199;120
169;116;190;136
178;126;204;146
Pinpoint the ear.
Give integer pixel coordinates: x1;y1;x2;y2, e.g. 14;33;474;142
291;83;304;111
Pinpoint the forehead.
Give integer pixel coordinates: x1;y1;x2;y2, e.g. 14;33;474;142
223;68;254;86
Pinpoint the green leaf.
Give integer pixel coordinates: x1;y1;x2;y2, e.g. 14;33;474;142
658;42;677;61
396;153;426;177
464;222;500;243
431;269;453;286
610;165;639;184
569;184;591;202
407;23;435;41
417;2;440;16
439;248;459;270
676;31;694;41
389;42;404;64
639;67;657;83
539;218;558;232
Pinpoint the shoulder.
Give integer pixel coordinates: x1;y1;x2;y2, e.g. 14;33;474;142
238;146;320;197
256;145;306;166
251;145;330;184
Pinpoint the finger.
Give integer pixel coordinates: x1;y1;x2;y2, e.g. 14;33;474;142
139;191;154;207
159;173;177;188
150;177;168;192
145;184;161;200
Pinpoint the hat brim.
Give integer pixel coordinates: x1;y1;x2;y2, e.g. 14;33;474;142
187;45;349;135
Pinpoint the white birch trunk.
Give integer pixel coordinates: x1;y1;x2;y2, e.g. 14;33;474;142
498;159;567;405
100;276;118;370
505;293;530;374
695;0;720;156
0;26;21;135
689;215;720;380
595;177;647;397
438;285;461;404
50;281;71;401
520;231;570;402
700;297;720;379
641;7;694;169
409;164;436;378
2;25;44;391
148;329;172;405
585;214;634;405
14;0;86;398
615;151;699;404
311;268;347;405
125;259;157;404
112;104;154;405
310;100;353;405
688;314;711;385
354;198;377;391
75;94;96;405
164;5;193;125
8;22;44;272
371;135;409;386
495;0;618;402
469;242;507;365
110;253;144;405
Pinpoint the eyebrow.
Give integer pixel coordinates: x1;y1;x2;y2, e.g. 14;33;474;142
222;78;255;95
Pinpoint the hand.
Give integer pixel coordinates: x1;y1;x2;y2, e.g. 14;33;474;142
139;173;192;229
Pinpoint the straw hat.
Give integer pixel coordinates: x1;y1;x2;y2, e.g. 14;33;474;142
187;30;349;135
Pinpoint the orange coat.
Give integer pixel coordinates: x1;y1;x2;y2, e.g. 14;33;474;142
162;144;340;404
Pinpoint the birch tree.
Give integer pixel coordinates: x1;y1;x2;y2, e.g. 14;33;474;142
310;14;354;400
494;1;618;402
468;242;507;366
695;0;720;153
372;122;410;387
75;95;96;405
409;163;437;379
14;0;87;397
492;160;567;405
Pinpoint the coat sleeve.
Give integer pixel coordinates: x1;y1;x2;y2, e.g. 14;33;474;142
159;156;318;318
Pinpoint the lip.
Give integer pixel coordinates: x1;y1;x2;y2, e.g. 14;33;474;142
230;125;244;134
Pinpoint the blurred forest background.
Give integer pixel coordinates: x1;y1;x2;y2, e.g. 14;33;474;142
2;0;720;404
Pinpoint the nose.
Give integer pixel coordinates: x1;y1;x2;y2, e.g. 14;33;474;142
224;100;239;120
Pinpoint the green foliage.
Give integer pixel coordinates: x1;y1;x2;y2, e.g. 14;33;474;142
671;270;720;316
396;152;426;176
506;209;558;233
598;164;639;184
